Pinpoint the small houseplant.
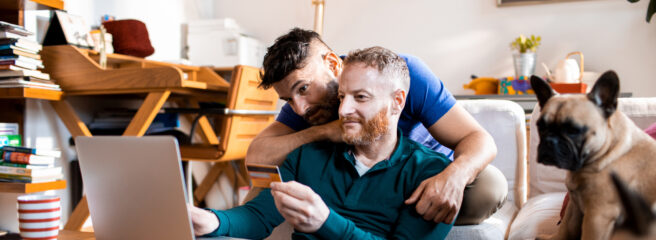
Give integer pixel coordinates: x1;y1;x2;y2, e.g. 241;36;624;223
510;34;541;77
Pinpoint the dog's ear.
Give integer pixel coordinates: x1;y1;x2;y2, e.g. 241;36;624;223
587;71;620;118
610;172;655;236
530;75;555;108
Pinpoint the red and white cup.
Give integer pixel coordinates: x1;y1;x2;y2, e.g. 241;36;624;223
17;195;61;240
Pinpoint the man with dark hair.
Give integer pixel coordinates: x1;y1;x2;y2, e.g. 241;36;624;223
190;46;454;239
247;28;506;225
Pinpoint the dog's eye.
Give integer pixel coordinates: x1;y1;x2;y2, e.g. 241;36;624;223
564;126;586;135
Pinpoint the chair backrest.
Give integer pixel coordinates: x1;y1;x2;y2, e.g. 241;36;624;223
459;100;528;208
217;65;279;161
528;97;656;198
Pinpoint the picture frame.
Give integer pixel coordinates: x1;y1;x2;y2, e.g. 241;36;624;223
497;0;596;7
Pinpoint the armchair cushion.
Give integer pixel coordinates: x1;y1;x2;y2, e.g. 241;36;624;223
508;192;565;240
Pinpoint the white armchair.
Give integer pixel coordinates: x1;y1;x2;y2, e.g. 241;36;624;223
447;100;527;240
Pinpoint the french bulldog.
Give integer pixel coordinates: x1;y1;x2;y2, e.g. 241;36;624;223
531;70;656;240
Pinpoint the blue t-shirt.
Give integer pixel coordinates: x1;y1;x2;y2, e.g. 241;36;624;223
276;54;456;159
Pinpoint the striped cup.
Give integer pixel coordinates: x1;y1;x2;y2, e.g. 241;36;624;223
17;195;61;240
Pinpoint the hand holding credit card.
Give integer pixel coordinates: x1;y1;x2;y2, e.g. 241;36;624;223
246;164;283;188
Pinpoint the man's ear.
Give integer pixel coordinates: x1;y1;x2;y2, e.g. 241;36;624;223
530;75;555;108
587;70;620;119
391;89;407;115
324;52;343;77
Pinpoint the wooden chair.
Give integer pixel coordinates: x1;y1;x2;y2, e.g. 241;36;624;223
179;65;279;205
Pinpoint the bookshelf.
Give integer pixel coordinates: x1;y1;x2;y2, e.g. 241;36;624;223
0;87;62;101
0;180;66;193
0;0;64;26
0;88;68;193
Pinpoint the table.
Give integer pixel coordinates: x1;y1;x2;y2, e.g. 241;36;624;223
39;45;232;230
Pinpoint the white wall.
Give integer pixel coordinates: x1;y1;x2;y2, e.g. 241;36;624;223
64;0;190;61
213;0;656;97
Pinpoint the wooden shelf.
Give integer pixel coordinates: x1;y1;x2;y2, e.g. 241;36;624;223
0;0;64;10
0;87;62;100
0;180;66;193
29;0;64;10
0;0;64;26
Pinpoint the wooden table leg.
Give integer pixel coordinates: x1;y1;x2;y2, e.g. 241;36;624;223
193;162;225;205
64;196;89;230
50;100;92;138
50;100;92;231
123;91;171;136
175;99;220;145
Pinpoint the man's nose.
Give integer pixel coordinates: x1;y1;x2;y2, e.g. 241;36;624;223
290;96;310;115
339;96;355;117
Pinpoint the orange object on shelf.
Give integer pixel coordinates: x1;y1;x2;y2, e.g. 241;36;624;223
550;83;587;94
463;77;499;95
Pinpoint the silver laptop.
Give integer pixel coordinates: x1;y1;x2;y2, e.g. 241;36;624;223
76;136;226;240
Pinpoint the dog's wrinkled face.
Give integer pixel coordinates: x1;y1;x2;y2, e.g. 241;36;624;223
530;71;620;171
535;105;590;171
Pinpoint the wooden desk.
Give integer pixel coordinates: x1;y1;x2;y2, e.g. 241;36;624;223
39;45;232;231
59;230;95;240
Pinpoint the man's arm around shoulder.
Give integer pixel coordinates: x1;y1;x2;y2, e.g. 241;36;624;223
406;104;497;223
246;120;342;165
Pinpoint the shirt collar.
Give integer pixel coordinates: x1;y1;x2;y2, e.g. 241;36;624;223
341;128;407;172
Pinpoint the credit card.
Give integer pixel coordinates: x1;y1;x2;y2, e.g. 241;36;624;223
246;164;283;188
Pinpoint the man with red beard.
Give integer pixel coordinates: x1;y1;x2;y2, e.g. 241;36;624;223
246;28;505;226
190;47;454;239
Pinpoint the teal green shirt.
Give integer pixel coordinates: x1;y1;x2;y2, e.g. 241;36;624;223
206;129;453;239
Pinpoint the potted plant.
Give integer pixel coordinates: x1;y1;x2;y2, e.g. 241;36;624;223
510;34;541;77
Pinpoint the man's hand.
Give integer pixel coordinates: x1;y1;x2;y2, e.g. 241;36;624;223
188;204;220;236
318;120;343;142
271;181;330;233
405;169;467;224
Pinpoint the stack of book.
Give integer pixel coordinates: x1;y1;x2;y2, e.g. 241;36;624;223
0;146;62;184
0;21;60;91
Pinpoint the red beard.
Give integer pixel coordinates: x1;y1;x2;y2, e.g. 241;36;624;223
341;108;389;145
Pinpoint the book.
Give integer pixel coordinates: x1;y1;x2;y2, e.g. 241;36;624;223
0;161;52;169
0;21;33;36
0;38;41;52
0;135;21;148
0;55;43;66
0;44;39;54
0;84;61;91
0;60;39;70
1;146;61;158
0;79;60;90
0;173;62;183
2;151;55;165
0;76;54;84
0;66;50;80
0;123;19;135
0;48;40;59
0;32;27;39
0;166;61;177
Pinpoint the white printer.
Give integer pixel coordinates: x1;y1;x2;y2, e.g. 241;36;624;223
185;18;265;68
